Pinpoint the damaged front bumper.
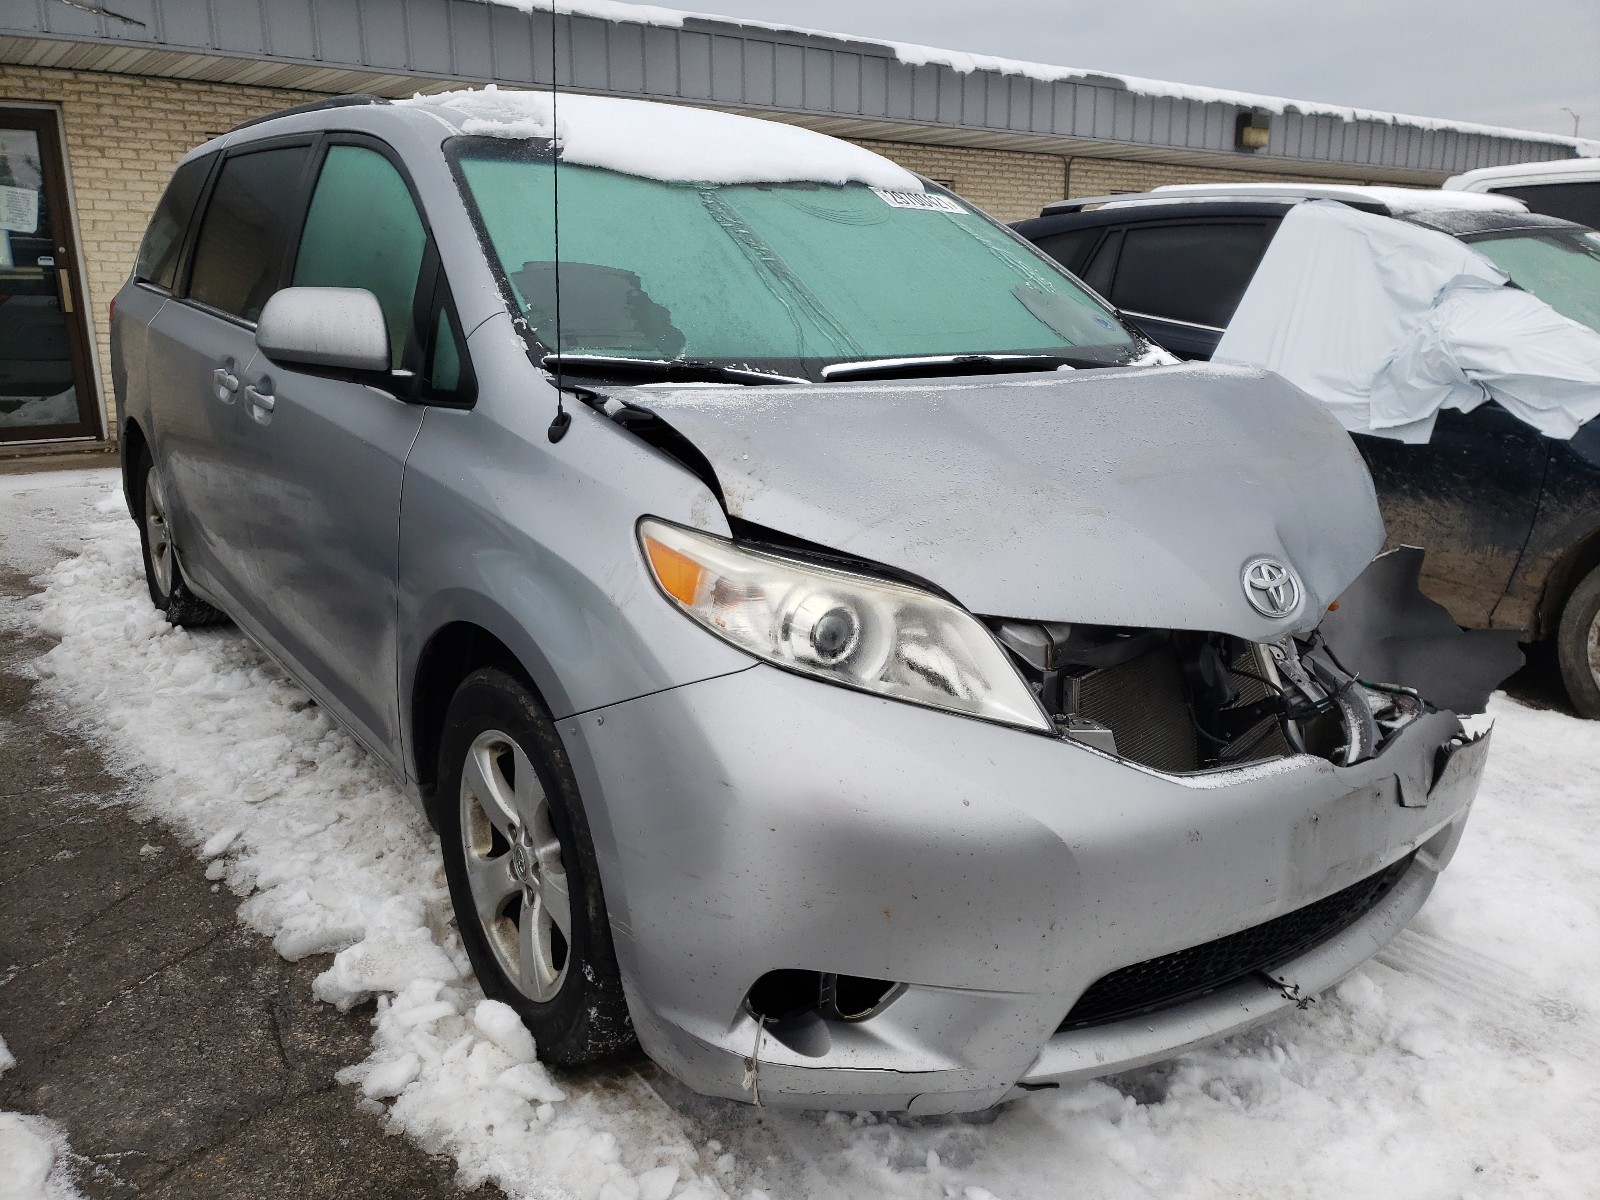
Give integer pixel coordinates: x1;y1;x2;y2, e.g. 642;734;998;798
562;660;1489;1114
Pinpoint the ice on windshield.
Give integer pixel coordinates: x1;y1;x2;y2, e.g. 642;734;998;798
453;149;1138;369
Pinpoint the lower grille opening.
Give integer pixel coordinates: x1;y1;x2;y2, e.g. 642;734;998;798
744;970;900;1024
1060;853;1416;1031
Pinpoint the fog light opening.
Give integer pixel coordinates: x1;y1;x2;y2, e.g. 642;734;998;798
822;973;901;1021
744;970;902;1025
744;969;823;1024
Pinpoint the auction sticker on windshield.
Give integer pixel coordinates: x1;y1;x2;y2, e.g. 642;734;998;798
871;187;964;213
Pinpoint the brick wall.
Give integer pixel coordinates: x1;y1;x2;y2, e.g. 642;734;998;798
849;138;1068;223
0;65;316;438
850;141;1380;220
1065;155;1373;199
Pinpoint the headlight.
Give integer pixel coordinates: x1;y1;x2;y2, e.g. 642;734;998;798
639;519;1051;732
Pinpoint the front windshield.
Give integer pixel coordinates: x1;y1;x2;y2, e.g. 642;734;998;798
450;139;1142;376
1469;230;1600;335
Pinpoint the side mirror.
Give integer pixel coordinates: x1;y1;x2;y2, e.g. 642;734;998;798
256;287;390;374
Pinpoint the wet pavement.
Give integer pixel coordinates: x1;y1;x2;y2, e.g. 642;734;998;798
0;464;498;1199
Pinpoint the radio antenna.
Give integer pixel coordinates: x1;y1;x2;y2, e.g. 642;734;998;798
546;2;571;443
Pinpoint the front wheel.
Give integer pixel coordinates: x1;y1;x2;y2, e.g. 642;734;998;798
1556;565;1600;720
436;668;634;1066
135;450;226;628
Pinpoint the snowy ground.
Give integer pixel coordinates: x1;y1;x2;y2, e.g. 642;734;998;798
3;467;1598;1200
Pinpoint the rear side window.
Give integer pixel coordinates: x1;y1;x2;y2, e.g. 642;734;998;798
1109;222;1278;328
1490;182;1600;229
292;145;428;368
186;145;311;322
1032;228;1102;276
135;153;214;290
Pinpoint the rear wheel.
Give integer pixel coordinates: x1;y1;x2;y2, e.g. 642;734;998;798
136;450;226;627
436;668;634;1065
1556;564;1600;719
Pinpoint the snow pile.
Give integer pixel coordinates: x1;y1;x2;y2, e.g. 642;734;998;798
407;86;921;190
14;472;1600;1199
25;494;727;1200
480;1;1600;155
0;1037;84;1200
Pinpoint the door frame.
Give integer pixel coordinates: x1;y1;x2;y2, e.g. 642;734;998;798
0;102;103;444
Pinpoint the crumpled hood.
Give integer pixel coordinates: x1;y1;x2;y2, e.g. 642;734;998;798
625;362;1385;641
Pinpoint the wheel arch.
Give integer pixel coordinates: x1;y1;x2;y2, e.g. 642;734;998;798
1535;524;1600;640
407;610;563;821
121;417;149;516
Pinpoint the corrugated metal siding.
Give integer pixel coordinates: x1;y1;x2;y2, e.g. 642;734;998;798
3;0;1578;174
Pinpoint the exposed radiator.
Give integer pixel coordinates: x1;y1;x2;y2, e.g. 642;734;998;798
1072;644;1199;773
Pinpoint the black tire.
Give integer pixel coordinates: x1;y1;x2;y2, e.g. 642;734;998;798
1556;564;1600;720
436;668;634;1066
132;447;227;628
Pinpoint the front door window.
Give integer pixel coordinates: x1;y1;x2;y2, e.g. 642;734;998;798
0;107;99;442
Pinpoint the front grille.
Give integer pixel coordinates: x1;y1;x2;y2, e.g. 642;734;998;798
1074;645;1198;772
1059;853;1416;1031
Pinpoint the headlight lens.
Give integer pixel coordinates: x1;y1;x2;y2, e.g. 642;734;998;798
639;519;1050;731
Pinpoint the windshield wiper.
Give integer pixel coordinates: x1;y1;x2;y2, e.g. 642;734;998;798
819;353;1085;382
542;354;807;386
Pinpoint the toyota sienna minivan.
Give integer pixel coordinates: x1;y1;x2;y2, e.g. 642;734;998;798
111;88;1492;1113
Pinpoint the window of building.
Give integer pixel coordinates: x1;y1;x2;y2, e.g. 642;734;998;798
186;146;311;322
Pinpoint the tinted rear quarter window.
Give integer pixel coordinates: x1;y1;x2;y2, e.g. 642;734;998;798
1032;228;1103;276
186;145;310;322
1491;182;1600;229
135;153;214;291
1109;221;1278;328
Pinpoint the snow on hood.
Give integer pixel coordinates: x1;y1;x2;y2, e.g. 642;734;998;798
1215;201;1600;443
626;363;1384;641
401;86;922;190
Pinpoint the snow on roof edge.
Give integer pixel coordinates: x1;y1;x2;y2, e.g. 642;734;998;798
487;1;1600;158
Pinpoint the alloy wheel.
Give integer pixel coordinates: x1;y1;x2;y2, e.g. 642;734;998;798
1588;610;1600;693
458;730;572;1002
143;467;175;599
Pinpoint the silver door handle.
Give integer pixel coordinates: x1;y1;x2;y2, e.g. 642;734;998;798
213;368;239;392
245;384;275;413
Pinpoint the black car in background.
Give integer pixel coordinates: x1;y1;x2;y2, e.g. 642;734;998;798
1015;186;1600;717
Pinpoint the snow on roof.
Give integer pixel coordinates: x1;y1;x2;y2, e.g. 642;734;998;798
1447;158;1600;187
401;86;923;189
485;1;1600;158
1148;183;1528;214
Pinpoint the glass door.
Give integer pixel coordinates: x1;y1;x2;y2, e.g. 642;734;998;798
0;107;100;442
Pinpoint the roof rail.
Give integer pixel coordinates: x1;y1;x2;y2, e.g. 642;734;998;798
229;94;389;134
1040;186;1397;218
1039;194;1140;215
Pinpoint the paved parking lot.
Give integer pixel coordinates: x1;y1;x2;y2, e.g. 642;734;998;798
0;463;495;1199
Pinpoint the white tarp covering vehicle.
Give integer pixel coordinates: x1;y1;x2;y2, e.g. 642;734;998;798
1214;200;1600;444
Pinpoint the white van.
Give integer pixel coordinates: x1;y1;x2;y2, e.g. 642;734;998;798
1445;158;1600;227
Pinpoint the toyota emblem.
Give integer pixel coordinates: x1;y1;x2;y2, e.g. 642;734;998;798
1242;557;1302;619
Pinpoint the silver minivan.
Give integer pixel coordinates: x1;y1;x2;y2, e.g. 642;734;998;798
112;89;1491;1113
